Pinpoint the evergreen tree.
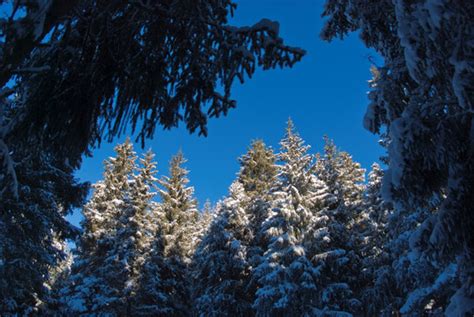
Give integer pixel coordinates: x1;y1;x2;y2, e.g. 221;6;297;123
193;140;278;316
194;199;216;244
157;150;199;314
132;213;184;316
316;136;365;214
321;2;474;314
129;149;189;316
59;139;138;315
43;239;75;314
0;2;304;312
237;140;279;300
238;139;278;199
253;119;329;316
0;0;304;180
381;202;458;316
309;137;366;315
358;164;458;315
117;150;160;314
158;150;199;261
193;182;254;316
0;144;87;315
356;163;394;316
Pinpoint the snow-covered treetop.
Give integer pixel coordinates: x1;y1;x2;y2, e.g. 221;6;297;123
278;118;314;192
159;150;197;217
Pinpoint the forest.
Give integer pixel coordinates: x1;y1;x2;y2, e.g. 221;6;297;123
42;121;459;316
0;0;473;316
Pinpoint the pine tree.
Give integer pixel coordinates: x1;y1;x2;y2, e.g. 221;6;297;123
59;139;138;315
132;210;183;316
321;2;474;314
356;163;459;315
193;140;278;316
316;136;365;214
309;137;366;315
194;199;215;245
43;238;75;314
238;139;278;200
158;150;199;261
129;151;189;316
0;2;304;312
0;0;304;179
116;150;159;314
0;145;87;315
381;201;459;315
253;119;329;316
193;182;254;316
237;139;278;252
356;163;394;316
157;150;199;314
237;140;279;301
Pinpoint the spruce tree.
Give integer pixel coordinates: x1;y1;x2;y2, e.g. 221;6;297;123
41;237;75;314
356;163;394;316
157;150;199;314
158;150;199;261
116;150;159;314
60;139;138;315
132;210;183;316
355;164;459;315
0;145;87;315
194;199;215;245
193;140;278;316
253;119;329;316
321;2;474;314
129;151;189;316
193;182;254;316
238;140;279;300
238;139;278;200
309;137;366;315
381;201;459;315
316;136;365;214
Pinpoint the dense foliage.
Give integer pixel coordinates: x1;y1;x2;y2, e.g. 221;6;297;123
14;120;466;316
0;1;303;314
321;1;474;314
0;0;304;174
1;0;473;315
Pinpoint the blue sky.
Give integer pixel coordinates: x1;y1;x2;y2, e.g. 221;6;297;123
71;0;384;225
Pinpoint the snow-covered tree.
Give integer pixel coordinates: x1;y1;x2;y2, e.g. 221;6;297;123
59;139;138;315
193;182;254;316
115;150;160;314
354;164;459;316
194;199;216;244
127;149;191;316
0;12;304;311
253;193;319;317
308;137;366;315
253;119;329;316
158;150;199;261
316;136;365;214
156;150;199;313
0;3;305;225
193;139;278;316
355;163;394;316
321;2;474;314
0;0;304;187
237;140;278;295
43;239;75;314
132;215;186;316
0;145;87;315
377;201;459;316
